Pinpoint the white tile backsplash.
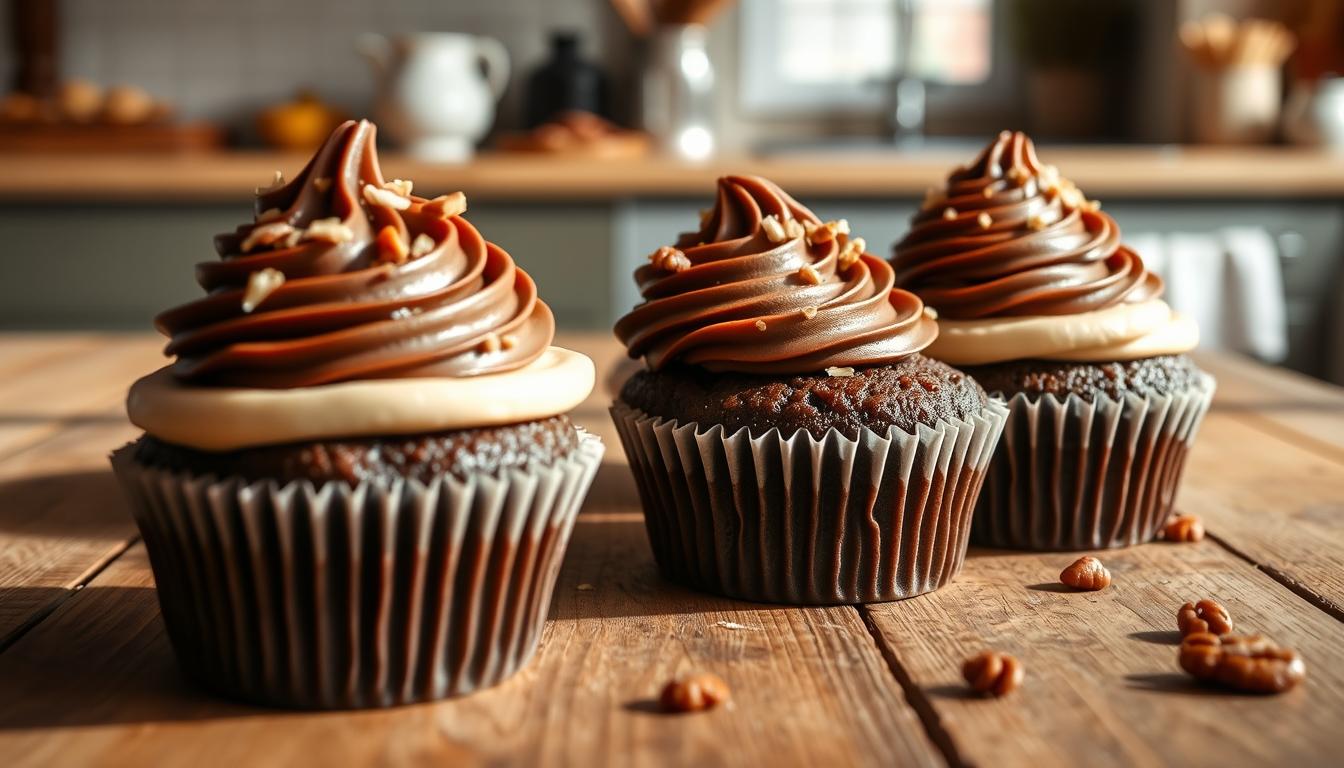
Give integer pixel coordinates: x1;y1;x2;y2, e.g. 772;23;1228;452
3;0;626;133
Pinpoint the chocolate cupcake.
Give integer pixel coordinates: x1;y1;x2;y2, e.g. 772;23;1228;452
893;131;1214;551
611;175;1007;605
111;120;603;708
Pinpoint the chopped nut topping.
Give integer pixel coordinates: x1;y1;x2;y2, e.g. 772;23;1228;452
1162;514;1204;542
804;219;849;246
1007;166;1028;185
923;305;938;320
982;185;996;198
255;170;285;195
241;267;285;313
801;306;818;319
977;212;993;229
1027;213;1049;231
390;307;420;320
1178;633;1305;694
754;320;767;332
837;237;866;270
798;264;822;285
479;333;502;354
942;207;957;221
659;674;731;713
1038;164;1060;185
501;334;518;350
375;225;409;265
240;222;295;253
382;178;413;197
761;214;788;243
576;583;595;591
963;651;1023;697
1178;599;1233;636
825;366;855;377
312;177;332;192
362;183;412;210
1082;199;1102;212
784;218;805;239
255;207;285;223
410;233;436;258
424;191;468;218
649;245;691;273
1059;556;1112;590
301;217;355;244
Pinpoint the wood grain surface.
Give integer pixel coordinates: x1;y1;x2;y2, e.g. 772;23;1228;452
0;334;1341;768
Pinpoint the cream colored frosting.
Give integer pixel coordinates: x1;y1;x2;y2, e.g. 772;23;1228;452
926;299;1199;366
128;346;595;451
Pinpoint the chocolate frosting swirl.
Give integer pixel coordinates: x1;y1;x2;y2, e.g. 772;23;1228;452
157;120;553;388
615;175;936;373
892;131;1162;320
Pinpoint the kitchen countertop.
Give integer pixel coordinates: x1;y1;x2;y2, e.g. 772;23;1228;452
2;145;1344;202
1;332;1343;766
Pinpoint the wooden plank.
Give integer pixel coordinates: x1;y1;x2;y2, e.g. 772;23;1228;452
0;420;142;647
0;480;944;767
0;334;164;421
1177;413;1344;617
1197;352;1344;463
864;539;1344;768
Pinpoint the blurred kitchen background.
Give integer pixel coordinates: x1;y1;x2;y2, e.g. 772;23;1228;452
1;0;1343;382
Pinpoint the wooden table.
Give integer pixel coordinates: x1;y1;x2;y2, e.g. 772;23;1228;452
1;332;1342;767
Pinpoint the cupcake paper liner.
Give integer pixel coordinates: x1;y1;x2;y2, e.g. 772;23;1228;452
972;374;1215;551
610;401;1008;605
110;432;604;709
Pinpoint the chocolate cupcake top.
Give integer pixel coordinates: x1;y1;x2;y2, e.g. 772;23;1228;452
890;132;1198;365
158;119;552;388
893;130;1161;320
127;120;595;452
615;175;937;374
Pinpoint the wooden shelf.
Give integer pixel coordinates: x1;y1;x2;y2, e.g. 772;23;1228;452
1;146;1342;202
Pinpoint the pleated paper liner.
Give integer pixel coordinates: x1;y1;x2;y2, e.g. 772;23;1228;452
110;432;603;710
972;374;1215;551
610;400;1008;605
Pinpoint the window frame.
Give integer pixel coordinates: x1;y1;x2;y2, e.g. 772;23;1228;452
736;0;1019;120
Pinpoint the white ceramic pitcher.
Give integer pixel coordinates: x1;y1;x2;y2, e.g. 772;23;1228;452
359;32;509;162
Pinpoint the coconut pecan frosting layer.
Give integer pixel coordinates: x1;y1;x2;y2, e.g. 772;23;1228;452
892;131;1162;320
157;120;553;388
615;175;936;373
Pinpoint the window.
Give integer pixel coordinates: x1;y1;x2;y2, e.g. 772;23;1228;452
739;0;994;115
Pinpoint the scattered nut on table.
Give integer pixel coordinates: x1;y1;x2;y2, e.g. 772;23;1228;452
962;651;1024;697
1178;632;1305;694
659;673;731;713
1177;599;1233;636
1162;514;1205;542
1059;555;1112;590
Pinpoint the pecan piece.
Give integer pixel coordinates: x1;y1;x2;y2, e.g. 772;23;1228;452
962;651;1023;697
1177;599;1233;637
648;245;691;273
1178;633;1305;694
1059;556;1111;591
1162;514;1205;542
659;673;731;713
